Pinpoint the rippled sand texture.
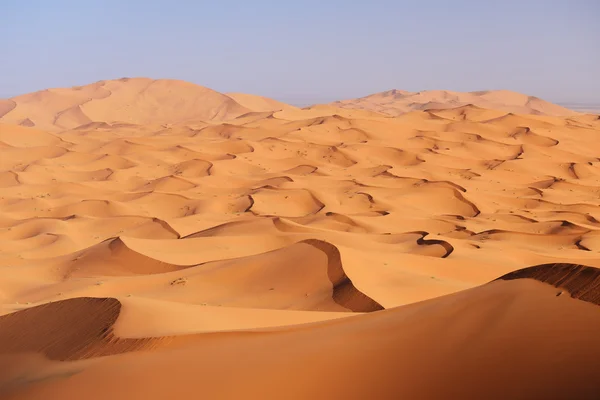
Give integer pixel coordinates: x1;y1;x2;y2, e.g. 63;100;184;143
1;79;600;399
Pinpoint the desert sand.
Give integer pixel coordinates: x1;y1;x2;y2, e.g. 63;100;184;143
331;88;581;117
1;78;600;399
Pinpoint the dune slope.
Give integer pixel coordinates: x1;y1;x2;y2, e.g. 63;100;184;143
0;78;257;130
2;267;600;399
329;89;580;116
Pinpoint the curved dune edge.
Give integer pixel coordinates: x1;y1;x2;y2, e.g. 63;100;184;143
0;298;161;361
62;237;187;278
0;239;382;361
4;263;597;364
299;239;383;312
57;236;382;314
132;238;383;312
493;263;600;306
0;295;354;363
4;276;600;399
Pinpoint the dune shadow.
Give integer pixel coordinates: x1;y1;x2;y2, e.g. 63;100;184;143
493;263;600;306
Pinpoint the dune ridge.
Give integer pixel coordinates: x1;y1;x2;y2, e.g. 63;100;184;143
330;89;581;117
496;263;600;305
3;267;600;399
0;298;160;361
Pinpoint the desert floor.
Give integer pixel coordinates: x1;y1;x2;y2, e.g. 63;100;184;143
1;79;600;399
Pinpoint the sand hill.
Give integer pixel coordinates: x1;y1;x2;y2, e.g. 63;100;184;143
1;79;600;399
0;78;257;131
330;89;580;117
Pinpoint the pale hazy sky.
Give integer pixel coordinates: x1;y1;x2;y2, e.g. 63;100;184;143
1;0;598;105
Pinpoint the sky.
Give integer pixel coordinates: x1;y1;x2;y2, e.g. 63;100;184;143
1;0;598;105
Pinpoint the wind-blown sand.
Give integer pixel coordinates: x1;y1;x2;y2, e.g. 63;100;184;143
1;78;600;399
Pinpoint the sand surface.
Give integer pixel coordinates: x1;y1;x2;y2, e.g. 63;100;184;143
1;78;600;398
330;89;582;117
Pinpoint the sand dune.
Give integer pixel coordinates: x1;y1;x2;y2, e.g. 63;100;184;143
1;78;600;398
3;267;600;399
329;89;580;117
0;78;288;131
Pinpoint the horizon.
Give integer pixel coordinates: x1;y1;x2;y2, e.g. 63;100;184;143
9;75;600;109
1;1;599;106
3;75;600;112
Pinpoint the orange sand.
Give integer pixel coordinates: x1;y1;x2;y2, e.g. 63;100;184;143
1;78;600;398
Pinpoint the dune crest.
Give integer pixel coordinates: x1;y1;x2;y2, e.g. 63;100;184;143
4;273;600;399
0;298;159;361
329;89;580;117
495;263;600;305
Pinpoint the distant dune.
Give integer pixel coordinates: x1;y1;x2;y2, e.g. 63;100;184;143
329;89;581;117
2;77;600;398
2;81;587;133
0;78;259;131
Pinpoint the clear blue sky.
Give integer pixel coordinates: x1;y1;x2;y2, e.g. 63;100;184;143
1;0;598;105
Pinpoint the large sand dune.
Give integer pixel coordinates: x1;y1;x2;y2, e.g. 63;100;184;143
0;78;254;131
1;79;600;398
329;89;580;117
